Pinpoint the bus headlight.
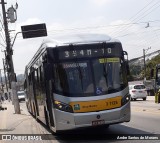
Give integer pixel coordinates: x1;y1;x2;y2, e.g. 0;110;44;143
121;93;130;106
54;100;73;113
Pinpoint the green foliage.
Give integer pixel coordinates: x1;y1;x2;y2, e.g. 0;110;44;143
129;54;160;80
130;65;141;75
146;54;160;79
129;65;143;80
127;74;134;81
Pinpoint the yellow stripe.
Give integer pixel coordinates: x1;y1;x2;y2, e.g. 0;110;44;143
70;96;122;113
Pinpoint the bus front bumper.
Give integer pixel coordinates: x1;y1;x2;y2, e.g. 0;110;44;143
54;101;130;131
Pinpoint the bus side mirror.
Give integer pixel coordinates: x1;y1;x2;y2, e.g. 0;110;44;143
150;69;154;78
127;64;130;75
124;60;130;75
123;51;130;75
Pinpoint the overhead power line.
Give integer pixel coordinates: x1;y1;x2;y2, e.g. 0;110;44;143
110;0;160;37
135;3;160;22
130;0;160;22
45;19;160;34
129;0;157;20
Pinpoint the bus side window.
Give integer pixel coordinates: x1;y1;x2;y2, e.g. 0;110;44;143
28;74;31;85
40;65;45;94
34;69;38;88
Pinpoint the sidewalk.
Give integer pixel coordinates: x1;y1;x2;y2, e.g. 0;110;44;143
0;101;56;142
0;100;53;134
131;95;160;114
146;95;155;102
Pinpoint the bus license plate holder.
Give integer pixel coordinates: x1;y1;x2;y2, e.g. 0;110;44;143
92;120;105;126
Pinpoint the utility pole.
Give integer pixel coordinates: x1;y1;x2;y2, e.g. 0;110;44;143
143;47;151;81
2;50;10;88
143;49;146;81
2;59;8;92
0;0;20;114
0;69;3;93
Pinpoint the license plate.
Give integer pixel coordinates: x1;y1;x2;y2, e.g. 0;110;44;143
139;91;142;93
92;120;105;126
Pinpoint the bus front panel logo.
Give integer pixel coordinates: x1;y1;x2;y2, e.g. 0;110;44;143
74;104;80;110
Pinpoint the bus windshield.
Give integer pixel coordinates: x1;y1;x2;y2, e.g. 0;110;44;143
53;57;127;97
93;58;127;94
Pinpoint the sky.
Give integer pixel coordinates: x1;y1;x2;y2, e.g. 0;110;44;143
0;0;160;75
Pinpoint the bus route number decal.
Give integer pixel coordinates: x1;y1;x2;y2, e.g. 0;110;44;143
105;101;118;106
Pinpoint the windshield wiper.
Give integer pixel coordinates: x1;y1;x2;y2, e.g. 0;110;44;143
70;44;84;91
102;42;108;89
76;62;83;88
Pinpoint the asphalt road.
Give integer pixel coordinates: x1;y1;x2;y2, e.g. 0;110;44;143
55;99;160;143
0;99;160;143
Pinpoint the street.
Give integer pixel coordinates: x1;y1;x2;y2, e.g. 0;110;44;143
126;100;160;134
1;0;160;143
0;97;160;143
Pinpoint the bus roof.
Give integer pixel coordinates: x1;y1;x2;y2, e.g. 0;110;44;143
43;33;121;47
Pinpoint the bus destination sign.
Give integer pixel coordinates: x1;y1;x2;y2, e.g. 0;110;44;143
58;47;122;60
